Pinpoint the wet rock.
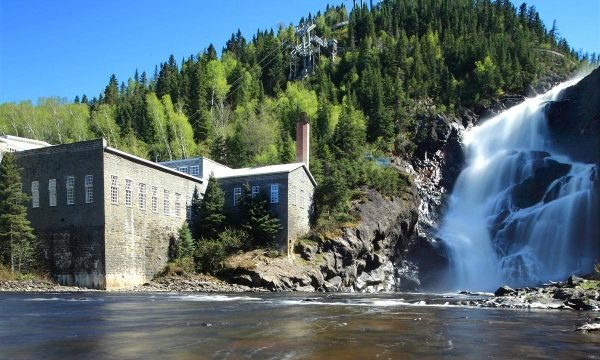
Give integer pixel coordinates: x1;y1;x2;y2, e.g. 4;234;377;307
564;298;595;311
494;285;516;297
545;67;600;163
576;323;600;332
568;275;585;287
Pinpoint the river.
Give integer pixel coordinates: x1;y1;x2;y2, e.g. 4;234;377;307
1;292;598;359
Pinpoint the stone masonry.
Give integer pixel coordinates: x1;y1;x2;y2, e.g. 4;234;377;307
15;139;202;289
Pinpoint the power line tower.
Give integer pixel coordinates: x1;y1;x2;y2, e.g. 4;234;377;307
289;22;338;80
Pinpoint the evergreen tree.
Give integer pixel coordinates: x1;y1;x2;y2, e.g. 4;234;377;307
198;175;226;240
190;187;202;239
103;74;119;105
238;184;282;248
177;224;195;258
0;153;38;273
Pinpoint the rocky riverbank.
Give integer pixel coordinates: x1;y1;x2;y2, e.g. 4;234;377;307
453;275;600;312
0;279;93;292
0;274;253;293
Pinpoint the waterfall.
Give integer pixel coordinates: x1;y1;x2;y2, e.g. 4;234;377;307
439;78;599;291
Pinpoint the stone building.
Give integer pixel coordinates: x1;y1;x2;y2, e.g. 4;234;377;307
15;139;202;289
160;119;315;255
218;163;316;255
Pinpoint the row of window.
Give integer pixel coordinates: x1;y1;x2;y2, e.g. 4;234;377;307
31;175;93;208
290;184;307;209
233;184;279;206
177;165;200;176
109;175;186;218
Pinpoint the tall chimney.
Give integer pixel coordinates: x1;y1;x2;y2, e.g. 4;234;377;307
296;112;310;168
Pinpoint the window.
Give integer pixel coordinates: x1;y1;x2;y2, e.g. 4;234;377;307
233;187;241;206
139;183;146;210
251;185;260;198
110;175;119;205
31;181;39;208
178;166;189;174
291;185;296;206
270;184;279;204
300;189;305;209
151;186;158;213
163;190;170;216
85;175;93;204
48;179;57;207
190;165;200;176
66;176;75;205
186;197;192;220
175;193;182;217
125;179;133;207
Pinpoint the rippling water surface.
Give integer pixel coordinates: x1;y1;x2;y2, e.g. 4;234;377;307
1;292;598;359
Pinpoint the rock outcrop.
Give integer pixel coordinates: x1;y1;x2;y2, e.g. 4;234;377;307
545;67;600;163
225;187;420;292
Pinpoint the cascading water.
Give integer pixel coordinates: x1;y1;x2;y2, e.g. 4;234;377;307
439;78;599;291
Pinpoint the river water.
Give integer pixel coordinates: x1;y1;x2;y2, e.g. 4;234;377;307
1;292;598;359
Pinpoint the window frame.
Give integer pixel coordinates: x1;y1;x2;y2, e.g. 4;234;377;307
139;183;146;210
251;185;260;199
48;179;57;207
84;175;94;204
270;184;279;204
163;189;170;216
151;186;158;213
125;179;133;207
190;165;200;176
110;175;119;205
31;181;40;208
233;187;241;206
66;176;75;205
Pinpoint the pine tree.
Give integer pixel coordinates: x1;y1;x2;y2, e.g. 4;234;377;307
190;187;202;239
177;224;195;258
198;175;226;240
238;184;282;248
0;153;38;273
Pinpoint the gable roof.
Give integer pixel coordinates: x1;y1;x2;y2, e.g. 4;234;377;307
217;162;317;187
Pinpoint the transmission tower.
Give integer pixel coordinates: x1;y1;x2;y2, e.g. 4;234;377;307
289;22;338;80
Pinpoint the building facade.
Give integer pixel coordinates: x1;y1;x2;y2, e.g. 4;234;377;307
217;163;316;255
15;139;202;289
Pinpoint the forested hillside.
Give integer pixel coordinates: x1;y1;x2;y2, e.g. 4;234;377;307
1;0;595;227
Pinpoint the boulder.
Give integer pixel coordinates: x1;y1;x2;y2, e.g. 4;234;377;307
494;285;516;297
568;275;585;287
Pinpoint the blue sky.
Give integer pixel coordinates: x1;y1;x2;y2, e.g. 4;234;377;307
1;0;598;104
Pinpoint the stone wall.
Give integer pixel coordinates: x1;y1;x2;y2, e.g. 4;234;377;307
218;166;315;255
103;149;201;289
286;167;315;255
219;172;289;250
15;140;107;288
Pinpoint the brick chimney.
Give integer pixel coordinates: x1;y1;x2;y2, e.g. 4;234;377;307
296;113;310;168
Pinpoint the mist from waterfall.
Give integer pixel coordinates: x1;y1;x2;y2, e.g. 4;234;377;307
438;78;599;291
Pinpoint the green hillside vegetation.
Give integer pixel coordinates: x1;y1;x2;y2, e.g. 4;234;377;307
1;0;595;230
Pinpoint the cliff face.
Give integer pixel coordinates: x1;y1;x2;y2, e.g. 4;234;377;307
544;67;600;164
225;187;420;292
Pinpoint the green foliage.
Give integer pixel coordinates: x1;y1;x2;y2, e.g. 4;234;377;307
197;176;226;240
238;184;283;249
0;153;39;274
195;227;247;274
169;224;195;262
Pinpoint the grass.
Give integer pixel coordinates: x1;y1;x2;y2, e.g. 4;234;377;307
578;280;600;291
0;264;51;282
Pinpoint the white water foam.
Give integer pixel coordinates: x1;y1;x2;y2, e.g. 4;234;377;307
438;77;599;291
169;294;262;302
